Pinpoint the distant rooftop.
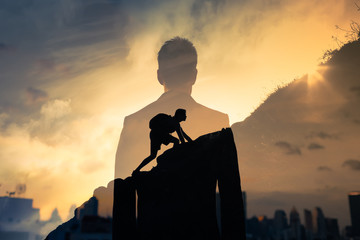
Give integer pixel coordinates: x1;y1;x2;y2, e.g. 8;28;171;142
348;192;360;196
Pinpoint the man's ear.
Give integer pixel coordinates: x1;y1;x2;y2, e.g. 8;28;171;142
157;69;164;85
190;68;197;85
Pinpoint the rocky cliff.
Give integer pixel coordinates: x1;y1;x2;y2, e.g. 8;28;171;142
113;128;245;240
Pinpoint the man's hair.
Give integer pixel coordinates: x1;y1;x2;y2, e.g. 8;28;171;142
174;108;186;118
158;37;197;87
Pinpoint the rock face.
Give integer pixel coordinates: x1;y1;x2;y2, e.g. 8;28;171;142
113;128;246;240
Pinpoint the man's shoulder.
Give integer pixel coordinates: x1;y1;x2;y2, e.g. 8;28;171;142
123;93;178;123
192;102;229;121
195;102;228;116
123;94;229;126
124;100;162;123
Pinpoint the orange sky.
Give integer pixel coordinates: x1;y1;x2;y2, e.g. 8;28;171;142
0;0;359;232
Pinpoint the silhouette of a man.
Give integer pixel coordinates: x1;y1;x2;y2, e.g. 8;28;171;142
115;37;229;178
133;108;192;173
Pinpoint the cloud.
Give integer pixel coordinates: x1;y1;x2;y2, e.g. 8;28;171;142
26;87;49;104
317;166;332;171
308;142;325;150
342;159;360;171
306;131;338;140
0;0;129;114
24;99;73;146
350;86;360;96
0;42;9;50
0;112;9;128
0;42;16;53
274;141;301;155
77;160;105;174
40;99;71;120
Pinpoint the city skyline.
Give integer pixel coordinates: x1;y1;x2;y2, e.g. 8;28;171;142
2;189;358;238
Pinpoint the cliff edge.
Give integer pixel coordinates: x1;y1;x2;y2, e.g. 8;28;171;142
113;128;245;240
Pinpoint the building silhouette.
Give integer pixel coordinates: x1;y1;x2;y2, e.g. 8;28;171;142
312;207;327;240
243;191;247;221
304;209;313;231
290;207;303;240
325;218;340;240
304;209;313;240
244;204;342;240
348;191;360;238
78;196;98;220
46;190;345;240
0;196;42;240
48;208;62;225
216;191;246;233
46;196;112;240
273;210;288;240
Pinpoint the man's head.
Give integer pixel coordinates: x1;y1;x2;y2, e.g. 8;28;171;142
157;37;198;93
174;108;187;122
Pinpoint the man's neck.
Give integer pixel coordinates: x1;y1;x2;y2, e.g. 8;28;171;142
164;86;192;95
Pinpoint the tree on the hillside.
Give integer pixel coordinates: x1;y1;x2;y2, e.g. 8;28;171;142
322;2;360;62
